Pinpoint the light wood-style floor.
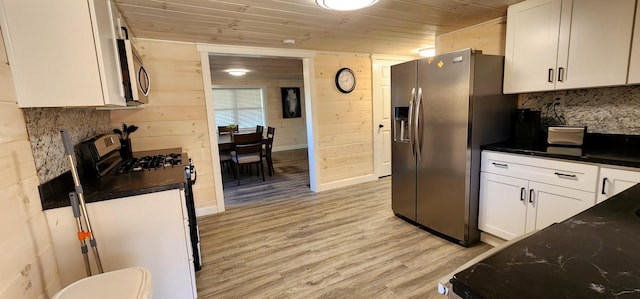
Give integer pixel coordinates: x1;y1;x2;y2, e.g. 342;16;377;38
196;149;491;298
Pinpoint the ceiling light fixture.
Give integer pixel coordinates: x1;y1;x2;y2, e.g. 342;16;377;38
226;69;248;76
316;0;379;11
418;48;436;57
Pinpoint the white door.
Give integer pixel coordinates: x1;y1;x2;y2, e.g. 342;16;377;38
527;181;595;233
597;167;640;203
478;172;528;240
372;56;409;178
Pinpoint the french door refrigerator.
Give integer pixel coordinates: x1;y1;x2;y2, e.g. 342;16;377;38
391;49;516;246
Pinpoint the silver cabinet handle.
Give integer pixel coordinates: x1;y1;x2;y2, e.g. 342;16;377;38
554;172;577;179
492;162;508;168
520;187;526;201
548;68;554;83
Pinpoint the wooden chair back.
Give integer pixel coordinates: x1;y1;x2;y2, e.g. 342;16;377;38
256;125;264;134
233;132;263;155
218;126;237;135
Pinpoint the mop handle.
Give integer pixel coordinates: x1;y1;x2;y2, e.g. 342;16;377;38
69;192;92;276
61;129;104;274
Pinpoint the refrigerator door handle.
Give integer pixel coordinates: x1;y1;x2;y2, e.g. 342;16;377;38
414;87;423;161
408;88;416;158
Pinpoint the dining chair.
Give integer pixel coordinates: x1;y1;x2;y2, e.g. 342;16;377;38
218;126;237;135
231;132;265;185
264;127;276;176
256;125;264;133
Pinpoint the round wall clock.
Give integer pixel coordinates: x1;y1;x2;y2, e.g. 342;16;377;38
335;67;356;93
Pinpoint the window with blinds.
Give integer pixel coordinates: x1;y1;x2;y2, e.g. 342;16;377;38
212;87;266;130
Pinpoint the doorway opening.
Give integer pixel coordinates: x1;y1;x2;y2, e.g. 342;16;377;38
197;45;318;212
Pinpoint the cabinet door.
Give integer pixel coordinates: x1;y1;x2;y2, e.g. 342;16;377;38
627;2;640;84
597;167;640;203
556;0;635;89
527;181;595;232
503;0;562;94
89;0;125;106
479;172;528;240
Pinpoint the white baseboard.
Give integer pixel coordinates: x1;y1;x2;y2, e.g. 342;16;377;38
315;174;378;192
196;206;219;217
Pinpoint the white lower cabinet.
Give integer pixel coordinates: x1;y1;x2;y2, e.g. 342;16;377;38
597;167;640;203
479;172;595;240
479;151;598;240
45;189;196;299
479;172;528;240
527;181;595;231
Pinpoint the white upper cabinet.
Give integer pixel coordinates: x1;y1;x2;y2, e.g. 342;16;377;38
504;0;635;94
0;0;125;107
504;0;562;94
628;3;640;84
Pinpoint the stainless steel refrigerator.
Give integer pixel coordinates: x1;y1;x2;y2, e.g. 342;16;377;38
391;49;516;246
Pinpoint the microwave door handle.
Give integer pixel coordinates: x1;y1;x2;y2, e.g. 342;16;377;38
138;65;150;96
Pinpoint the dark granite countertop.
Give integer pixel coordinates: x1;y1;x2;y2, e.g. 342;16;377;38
451;183;640;298
40;148;187;210
483;133;640;168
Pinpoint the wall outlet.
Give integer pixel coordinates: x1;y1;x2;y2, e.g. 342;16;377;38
552;92;567;125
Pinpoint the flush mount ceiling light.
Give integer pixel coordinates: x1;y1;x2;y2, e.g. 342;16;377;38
226;69;248;76
316;0;379;11
418;48;436;57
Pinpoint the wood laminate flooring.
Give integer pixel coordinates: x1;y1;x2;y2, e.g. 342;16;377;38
220;149;311;208
197;149;492;298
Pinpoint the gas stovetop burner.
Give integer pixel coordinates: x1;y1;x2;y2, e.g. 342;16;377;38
116;153;182;174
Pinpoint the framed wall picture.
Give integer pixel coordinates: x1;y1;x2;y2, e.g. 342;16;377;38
281;87;302;118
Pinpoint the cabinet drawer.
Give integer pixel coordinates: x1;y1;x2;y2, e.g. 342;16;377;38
481;151;598;192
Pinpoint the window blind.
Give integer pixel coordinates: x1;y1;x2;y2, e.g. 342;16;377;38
212;88;265;130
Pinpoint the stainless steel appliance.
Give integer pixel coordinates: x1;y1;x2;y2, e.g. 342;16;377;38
391;49;516;246
78;133;123;177
117;32;150;106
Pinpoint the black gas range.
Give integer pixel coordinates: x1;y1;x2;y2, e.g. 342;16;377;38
78;136;201;272
115;153;184;174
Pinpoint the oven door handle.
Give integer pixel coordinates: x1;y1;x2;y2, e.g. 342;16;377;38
190;165;197;185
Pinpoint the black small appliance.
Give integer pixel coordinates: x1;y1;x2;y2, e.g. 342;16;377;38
513;109;541;147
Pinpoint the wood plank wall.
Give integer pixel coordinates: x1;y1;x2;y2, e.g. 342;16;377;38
435;17;507;56
211;79;307;151
314;52;374;184
110;40;217;211
0;30;61;298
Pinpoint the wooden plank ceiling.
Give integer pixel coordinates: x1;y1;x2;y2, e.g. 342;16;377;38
114;0;523;57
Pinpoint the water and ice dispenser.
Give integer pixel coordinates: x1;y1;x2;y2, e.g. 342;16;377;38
394;107;410;142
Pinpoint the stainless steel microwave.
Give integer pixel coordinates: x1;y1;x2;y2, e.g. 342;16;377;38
117;39;150;106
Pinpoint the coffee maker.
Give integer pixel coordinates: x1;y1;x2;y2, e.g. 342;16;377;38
513;109;541;147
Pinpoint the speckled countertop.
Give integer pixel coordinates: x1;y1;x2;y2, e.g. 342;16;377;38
451;183;640;298
39;148;187;210
484;133;640;168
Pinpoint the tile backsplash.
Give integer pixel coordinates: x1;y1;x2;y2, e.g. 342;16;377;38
521;85;640;134
23;108;110;183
